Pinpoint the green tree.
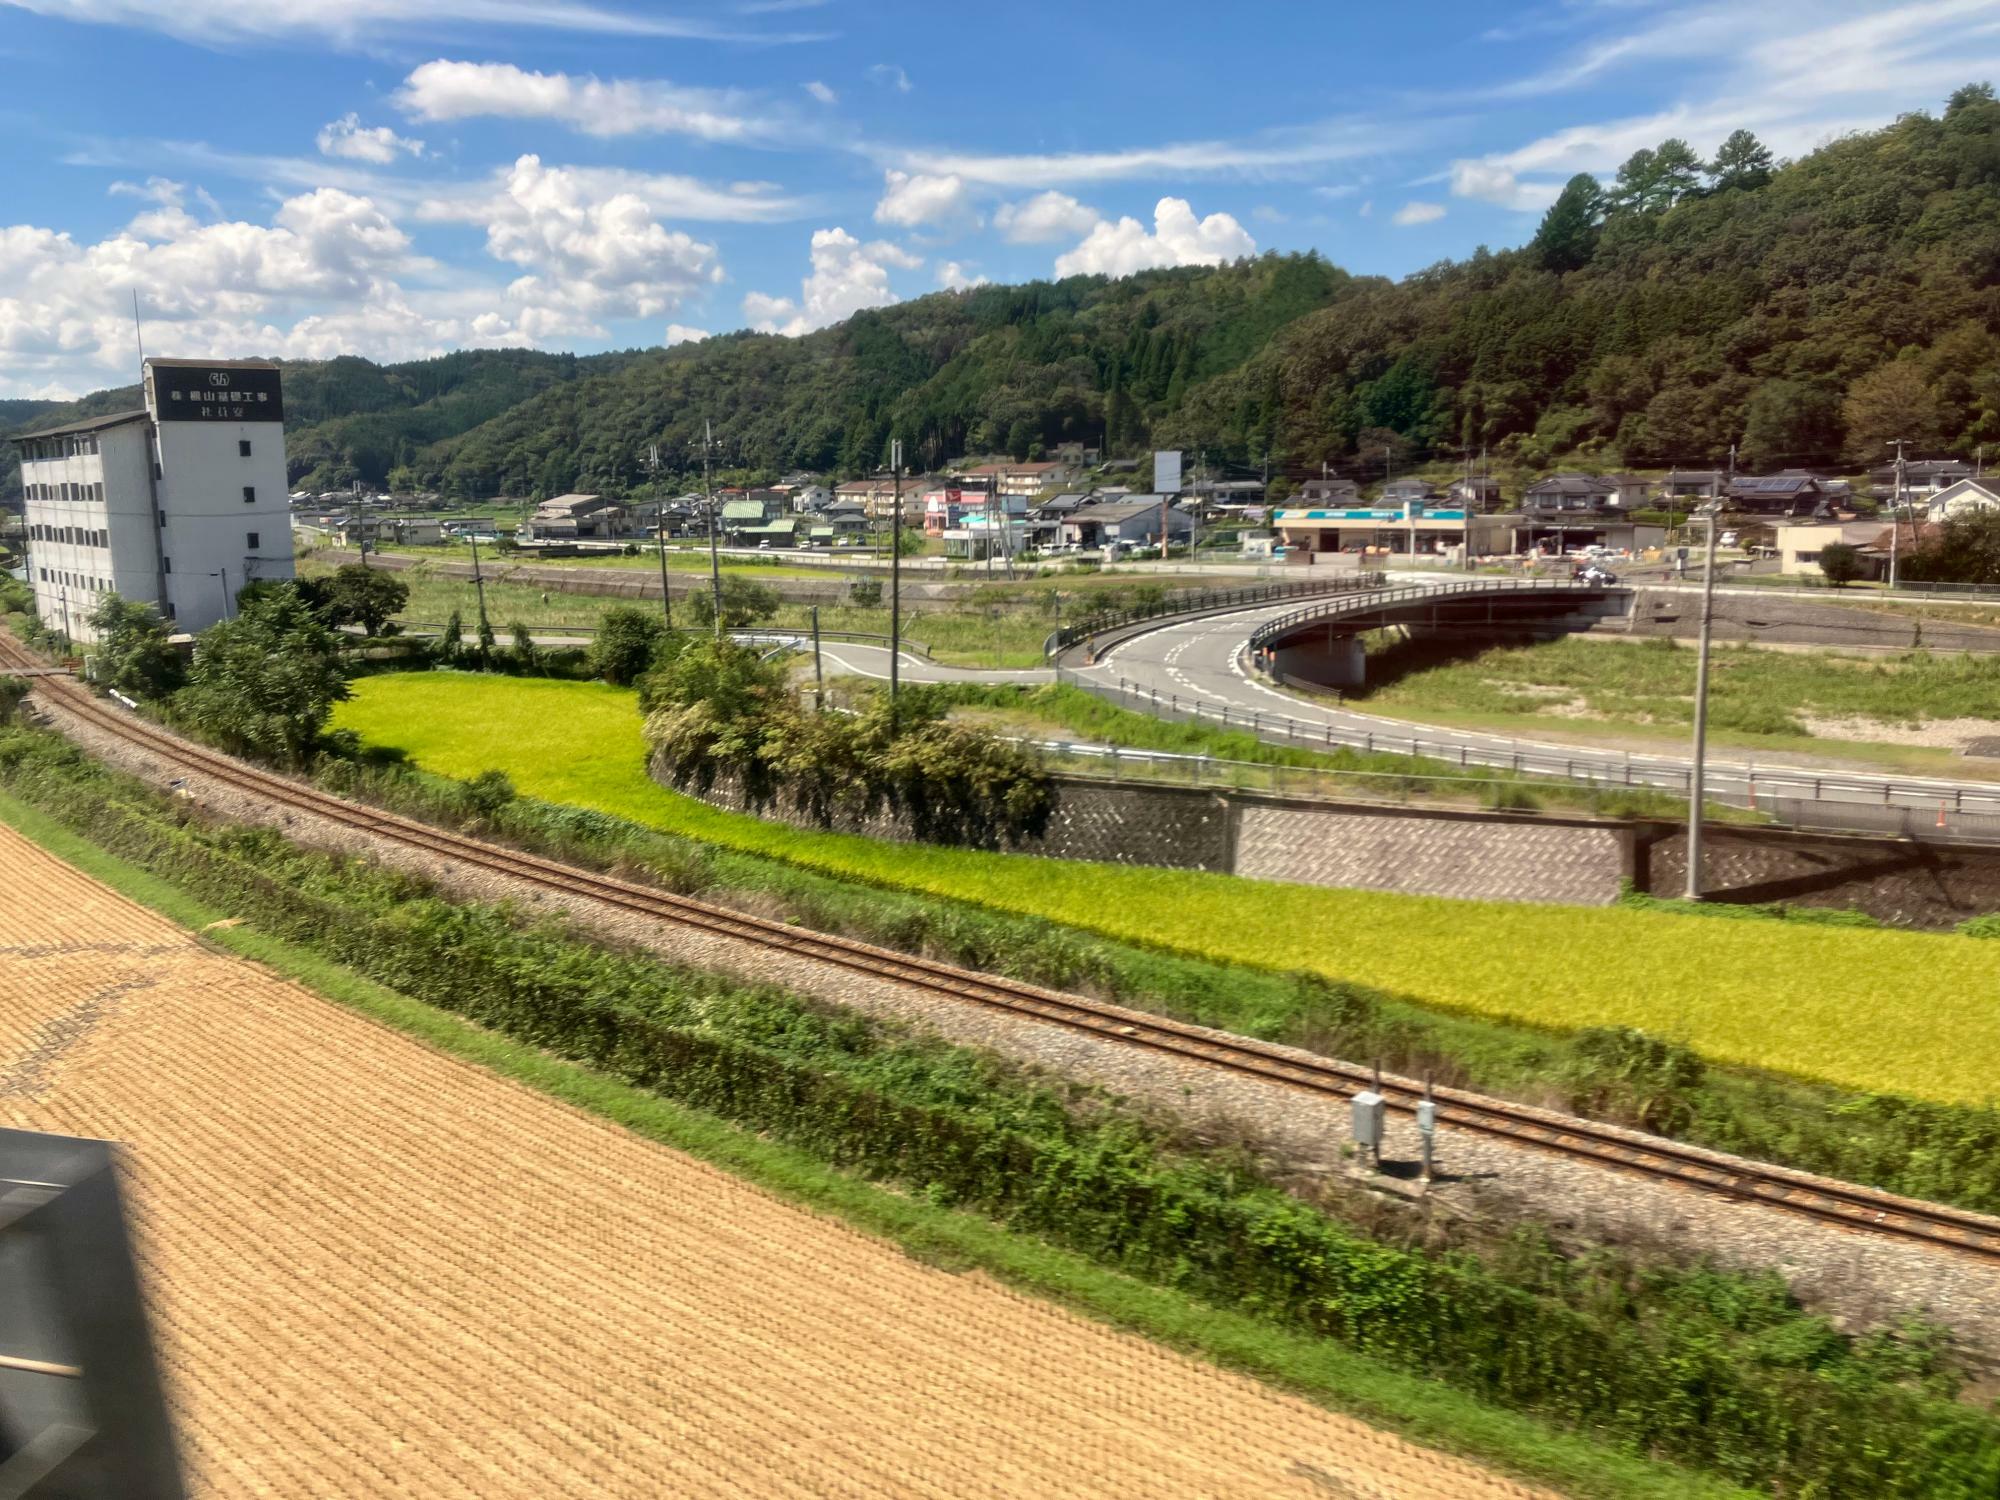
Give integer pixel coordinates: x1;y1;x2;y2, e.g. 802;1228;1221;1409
1946;81;1995;116
174;587;349;766
441;608;463;662
589;606;669;685
1005;417;1037;462
1901;510;2000;585
321;564;410;637
1739;379;1842;470
1612;138;1702;213
684;575;781;630
1817;542;1863;587
1707;130;1775;192
1843;361;1944;463
1530;174;1606;273
508;621;538;673
86;595;184;700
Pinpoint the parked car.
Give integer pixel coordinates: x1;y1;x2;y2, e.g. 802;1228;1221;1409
1574;563;1619;585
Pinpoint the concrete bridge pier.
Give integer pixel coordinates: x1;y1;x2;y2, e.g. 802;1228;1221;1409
1270;631;1366;688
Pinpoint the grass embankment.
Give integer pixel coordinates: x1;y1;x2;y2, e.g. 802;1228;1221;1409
3;752;1987;1500
894;680;1748;821
1352;635;2000;773
333;672;2000;1106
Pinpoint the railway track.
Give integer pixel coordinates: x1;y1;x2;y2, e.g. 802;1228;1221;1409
11;634;2000;1267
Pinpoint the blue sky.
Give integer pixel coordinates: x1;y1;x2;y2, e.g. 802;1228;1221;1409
2;0;1996;397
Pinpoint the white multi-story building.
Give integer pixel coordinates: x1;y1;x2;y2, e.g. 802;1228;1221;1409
11;357;295;643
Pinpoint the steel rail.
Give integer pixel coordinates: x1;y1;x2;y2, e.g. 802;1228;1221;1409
11;635;2000;1265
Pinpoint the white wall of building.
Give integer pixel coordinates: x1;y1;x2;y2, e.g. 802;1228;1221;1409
155;415;295;631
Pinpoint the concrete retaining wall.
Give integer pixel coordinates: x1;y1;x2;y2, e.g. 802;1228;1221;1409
1624;590;2000;653
661;759;2000;926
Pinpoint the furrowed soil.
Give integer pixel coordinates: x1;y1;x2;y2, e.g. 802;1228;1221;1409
0;821;1551;1500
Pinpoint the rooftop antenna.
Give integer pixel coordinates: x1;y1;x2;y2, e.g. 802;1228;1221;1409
132;289;147;385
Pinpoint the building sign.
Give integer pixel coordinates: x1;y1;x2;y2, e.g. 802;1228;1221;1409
1154;450;1182;496
149;364;284;423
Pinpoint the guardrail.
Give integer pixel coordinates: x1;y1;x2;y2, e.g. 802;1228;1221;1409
1059;669;2000;843
1247;577;1621;652
401;620;934;657
1044;571;1387;659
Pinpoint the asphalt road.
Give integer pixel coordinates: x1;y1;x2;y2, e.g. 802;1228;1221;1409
1068;605;2000;840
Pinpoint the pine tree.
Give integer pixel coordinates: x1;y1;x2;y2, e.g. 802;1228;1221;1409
1707;130;1775;192
1531;174;1606;272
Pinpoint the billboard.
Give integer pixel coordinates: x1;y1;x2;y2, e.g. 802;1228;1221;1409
1154;450;1182;495
148;363;284;424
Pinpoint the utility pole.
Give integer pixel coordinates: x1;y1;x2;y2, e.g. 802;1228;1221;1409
468;525;491;664
701;419;722;638
1889;439;1907;590
1684;503;1721;900
810;604;824;711
646;441;672;630
889;437;903;703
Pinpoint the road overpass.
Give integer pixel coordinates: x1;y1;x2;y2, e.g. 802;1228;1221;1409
1064;585;2000;842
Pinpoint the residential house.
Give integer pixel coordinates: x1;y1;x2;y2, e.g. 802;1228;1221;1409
1293;477;1359;505
1607;473;1653;508
720;494;786;540
1661;470;1726;503
1925;477;2000;524
1774;519;1899;579
520;493;625;540
835;476;929;524
1869;458;1973;497
1446;475;1503;511
1050;441;1100;466
782;484;832;513
1726;473;1834;518
1058;497;1194;550
1521;474;1621;513
955;460;1076;500
1380;477;1438;507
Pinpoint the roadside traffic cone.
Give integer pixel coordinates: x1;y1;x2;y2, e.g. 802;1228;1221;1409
1939;801;1949;829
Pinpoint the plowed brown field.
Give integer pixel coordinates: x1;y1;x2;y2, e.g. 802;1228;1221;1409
0;820;1555;1499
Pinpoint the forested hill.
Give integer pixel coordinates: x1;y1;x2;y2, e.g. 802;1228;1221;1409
2;348;624;497
7;83;1997;500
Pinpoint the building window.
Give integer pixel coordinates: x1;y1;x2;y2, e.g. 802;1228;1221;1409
239;439;253;457
163;557;171;574
242;485;256;504
164;602;175;619
246;532;260;550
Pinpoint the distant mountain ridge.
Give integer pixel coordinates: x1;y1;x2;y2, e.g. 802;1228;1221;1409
7;84;1997;502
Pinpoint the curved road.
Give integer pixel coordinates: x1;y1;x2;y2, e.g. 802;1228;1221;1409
1069;604;2000;839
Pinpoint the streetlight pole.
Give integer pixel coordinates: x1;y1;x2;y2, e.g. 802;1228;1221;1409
1888;440;1907;590
1684;502;1721;900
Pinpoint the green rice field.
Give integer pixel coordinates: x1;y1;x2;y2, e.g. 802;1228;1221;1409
333;671;2000;1107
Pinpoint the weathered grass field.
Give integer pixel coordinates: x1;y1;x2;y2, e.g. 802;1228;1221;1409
0;820;1549;1500
335;671;2000;1106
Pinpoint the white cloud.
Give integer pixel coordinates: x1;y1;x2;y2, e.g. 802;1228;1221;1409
992;190;1101;244
1445;159;1560;212
394;59;771;142
742;226;919;336
901;118;1394;188
937;261;987;290
1451;0;2000;202
0;183;489;394
664;323;709;345
1251;204;1288;224
869;62;913;92
4;0;830;45
467;155;722;338
316;112;424;164
1358;200;1373;218
1311;183;1361;200
1391;201;1446;226
803;80;837;104
873;169;976;229
416;158;803;225
1053;197;1254;279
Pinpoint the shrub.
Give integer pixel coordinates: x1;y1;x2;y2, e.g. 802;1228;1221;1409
172;587;349;766
87;596;184;701
848;579;883;607
685;575;781;629
588;606;670;686
0;677;28;723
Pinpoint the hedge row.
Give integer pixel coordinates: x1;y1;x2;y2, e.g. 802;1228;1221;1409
2;726;1997;1497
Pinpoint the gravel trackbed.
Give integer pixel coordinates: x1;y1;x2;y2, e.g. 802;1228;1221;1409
0;821;1552;1500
